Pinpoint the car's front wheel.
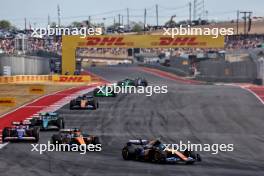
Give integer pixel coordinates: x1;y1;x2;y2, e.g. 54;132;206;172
122;147;130;160
123;145;137;160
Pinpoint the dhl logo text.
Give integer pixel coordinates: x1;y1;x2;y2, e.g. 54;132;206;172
158;37;201;46
59;77;84;82
85;37;126;46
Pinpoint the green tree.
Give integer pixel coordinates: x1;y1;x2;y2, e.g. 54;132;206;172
0;20;11;29
164;20;177;28
50;22;57;28
108;23;121;29
71;21;83;28
132;24;143;32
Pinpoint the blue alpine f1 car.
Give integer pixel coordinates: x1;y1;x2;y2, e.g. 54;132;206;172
2;121;40;142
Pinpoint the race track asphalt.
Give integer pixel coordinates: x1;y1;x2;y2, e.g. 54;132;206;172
0;65;264;176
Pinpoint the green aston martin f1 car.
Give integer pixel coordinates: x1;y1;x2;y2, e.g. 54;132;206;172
117;78;148;87
93;85;116;97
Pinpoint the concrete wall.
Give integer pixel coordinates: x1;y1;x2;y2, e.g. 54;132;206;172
138;63;188;76
0;55;50;75
196;60;257;82
170;56;191;74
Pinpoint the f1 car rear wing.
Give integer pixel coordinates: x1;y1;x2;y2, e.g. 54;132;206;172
39;112;58;116
128;139;148;145
60;128;81;132
12;120;31;125
3;136;37;141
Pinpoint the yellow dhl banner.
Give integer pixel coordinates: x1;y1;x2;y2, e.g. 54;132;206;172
0;76;14;83
29;85;45;94
61;35;224;74
63;35;225;49
0;97;16;106
52;75;91;82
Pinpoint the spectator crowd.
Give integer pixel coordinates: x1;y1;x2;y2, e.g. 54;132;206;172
0;29;263;57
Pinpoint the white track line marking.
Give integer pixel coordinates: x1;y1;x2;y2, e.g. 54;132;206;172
0;143;9;149
240;87;264;105
216;83;264;105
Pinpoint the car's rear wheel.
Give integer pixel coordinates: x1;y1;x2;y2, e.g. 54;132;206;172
152;151;166;163
51;134;62;144
184;150;202;161
91;100;98;110
117;81;122;87
92;136;100;145
196;154;202;161
57;118;64;129
2;128;9;143
32;127;40;142
93;88;100;96
70;100;75;110
30;118;37;126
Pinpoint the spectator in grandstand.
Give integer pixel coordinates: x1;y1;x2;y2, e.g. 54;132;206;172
0;27;263;57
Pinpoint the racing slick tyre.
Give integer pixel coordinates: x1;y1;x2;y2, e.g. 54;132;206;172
32;127;40;142
70;100;75;110
184;150;202;162
142;81;148;87
29;118;37;126
117;81;123;87
196;154;202;161
2;128;9;143
134;79;148;87
93;88;100;96
152;150;166;163
91;101;99;110
56;118;65;129
51;134;62;144
122;146;135;160
92;136;100;145
134;80;140;87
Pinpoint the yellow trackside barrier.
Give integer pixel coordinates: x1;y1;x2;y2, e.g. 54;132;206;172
29;85;45;94
0;75;90;83
52;75;91;83
0;75;53;84
0;97;16;107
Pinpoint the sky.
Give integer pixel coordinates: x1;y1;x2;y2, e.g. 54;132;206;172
0;0;263;29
